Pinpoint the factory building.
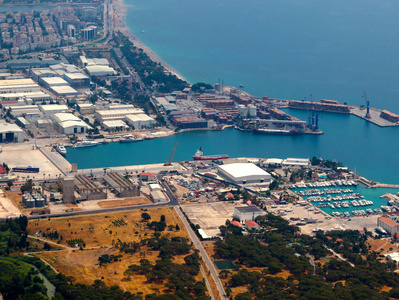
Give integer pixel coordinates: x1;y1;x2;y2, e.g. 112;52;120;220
282;158;310;167
0;91;51;102
124;114;156;129
63;73;90;88
9;105;40;117
94;108;144;122
150;190;168;203
7;58;68;69
85;65;116;77
233;206;266;222
30;69;58;81
102;120;128;131
0;123;24;143
218;163;272;185
76;103;94;114
52;113;91;134
39;104;69;115
0;78;40;94
50;86;79;97
39;77;69;89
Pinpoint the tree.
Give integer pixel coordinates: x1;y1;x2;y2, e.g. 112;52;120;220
141;213;151;221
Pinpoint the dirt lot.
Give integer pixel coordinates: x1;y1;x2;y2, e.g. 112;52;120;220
28;207;189;248
97;198;152;208
367;239;399;254
0;190;23;218
182;201;248;237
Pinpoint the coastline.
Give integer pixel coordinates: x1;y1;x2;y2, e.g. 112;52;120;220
113;0;187;82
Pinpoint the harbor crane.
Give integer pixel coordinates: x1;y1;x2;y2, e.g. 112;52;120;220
363;86;371;118
164;143;178;166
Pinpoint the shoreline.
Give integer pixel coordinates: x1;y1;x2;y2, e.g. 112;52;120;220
113;0;188;82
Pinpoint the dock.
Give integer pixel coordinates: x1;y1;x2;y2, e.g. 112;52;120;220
350;107;399;127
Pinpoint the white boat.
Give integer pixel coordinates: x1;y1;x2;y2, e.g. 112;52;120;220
56;144;67;155
74;140;99;148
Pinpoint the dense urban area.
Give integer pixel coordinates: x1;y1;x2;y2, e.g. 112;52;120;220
2;1;399;300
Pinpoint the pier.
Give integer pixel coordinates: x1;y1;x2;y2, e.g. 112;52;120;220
350;107;399;127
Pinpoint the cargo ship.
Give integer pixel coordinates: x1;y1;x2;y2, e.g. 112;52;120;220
192;148;229;161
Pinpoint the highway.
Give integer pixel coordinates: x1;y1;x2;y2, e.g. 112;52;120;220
174;206;226;299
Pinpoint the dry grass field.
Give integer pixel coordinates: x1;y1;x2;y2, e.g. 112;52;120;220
29;207;203;296
37;246;199;295
367;239;398;255
97;198;152;208
29;207;188;248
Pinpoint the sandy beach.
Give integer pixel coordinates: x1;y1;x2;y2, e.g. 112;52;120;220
112;0;187;82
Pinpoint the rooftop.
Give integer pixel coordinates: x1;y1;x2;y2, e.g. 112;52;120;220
245;220;260;227
0;78;35;86
0;123;23;133
379;216;399;227
235;206;263;213
219;163;270;178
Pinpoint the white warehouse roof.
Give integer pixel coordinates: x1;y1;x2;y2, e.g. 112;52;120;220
219;163;271;183
85;65;116;76
41;77;69;86
0;123;23;133
50;85;78;96
39;104;69;112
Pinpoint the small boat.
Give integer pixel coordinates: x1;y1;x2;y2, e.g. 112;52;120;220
56;144;67;155
74;140;99;148
119;135;143;143
144;136;154;140
239;84;244;88
101;139;110;144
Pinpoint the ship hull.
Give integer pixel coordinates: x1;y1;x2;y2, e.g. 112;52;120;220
193;155;229;161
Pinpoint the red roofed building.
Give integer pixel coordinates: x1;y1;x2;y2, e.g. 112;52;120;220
226;192;234;199
0;165;6;175
139;172;155;181
245;220;260;230
378;216;399;235
230;221;243;227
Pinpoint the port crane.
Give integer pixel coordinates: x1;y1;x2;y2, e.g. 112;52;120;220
363;86;371;118
164;143;177;166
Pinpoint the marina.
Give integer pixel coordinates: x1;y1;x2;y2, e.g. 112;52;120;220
290;181;399;217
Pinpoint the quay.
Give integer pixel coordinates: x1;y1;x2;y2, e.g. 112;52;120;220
350;107;399;127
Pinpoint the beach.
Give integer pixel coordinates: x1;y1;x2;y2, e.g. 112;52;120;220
112;0;187;82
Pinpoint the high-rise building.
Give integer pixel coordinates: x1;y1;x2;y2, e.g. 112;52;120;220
67;24;75;38
81;26;97;40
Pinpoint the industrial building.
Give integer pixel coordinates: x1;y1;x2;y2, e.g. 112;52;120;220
150;190;167;203
378;217;399;236
282;158;310;167
75;174;107;201
52;113;91;134
94;108;144;122
103;172;140;197
233;206;266;222
85;65;116;77
22;191;46;208
39;104;69;115
102;120;128;131
76;103;94;114
0;123;24;142
7;58;68;69
124;114;156;129
9;105;40;117
218;163;272;185
0;91;51;102
39;77;69;89
0;78;40;94
30;69;58;81
50;86;79;97
63;72;90;88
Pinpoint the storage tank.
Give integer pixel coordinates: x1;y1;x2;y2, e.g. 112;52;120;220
248;105;257;117
238;105;247;117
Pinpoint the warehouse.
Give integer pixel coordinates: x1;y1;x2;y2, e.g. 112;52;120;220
85;65;116;77
63;73;90;88
76;103;94;114
378;217;399;236
9;105;40;117
233;206;266;222
0;123;24;143
94;108;144;122
30;69;58;81
150;190;168;203
102;120;128;131
124;114;156;129
52;113;91;134
39;104;69;115
49;85;79;97
218;163;272;185
39;77;69;89
0;78;40;94
0;91;51;102
282;158;310;167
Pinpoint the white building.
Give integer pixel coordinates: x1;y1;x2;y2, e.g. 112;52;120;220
233;206;266;222
0;91;51;102
282;158;310;167
150;190;167;203
40;77;69;89
76;103;94;114
52;113;91;134
9;105;40;117
218;163;272;185
50;86;79;97
94;108;144;122
85;65;116;77
378;217;399;236
102;120;128;131
39;104;69;115
0;123;24;143
124;114;156;129
0;78;40;94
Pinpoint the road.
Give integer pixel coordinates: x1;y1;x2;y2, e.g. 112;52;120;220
324;245;355;267
174;206;226;300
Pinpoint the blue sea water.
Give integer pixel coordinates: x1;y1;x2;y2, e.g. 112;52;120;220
125;0;399;113
66;0;399;189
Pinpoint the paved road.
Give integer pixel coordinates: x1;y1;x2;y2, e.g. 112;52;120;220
174;206;226;300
